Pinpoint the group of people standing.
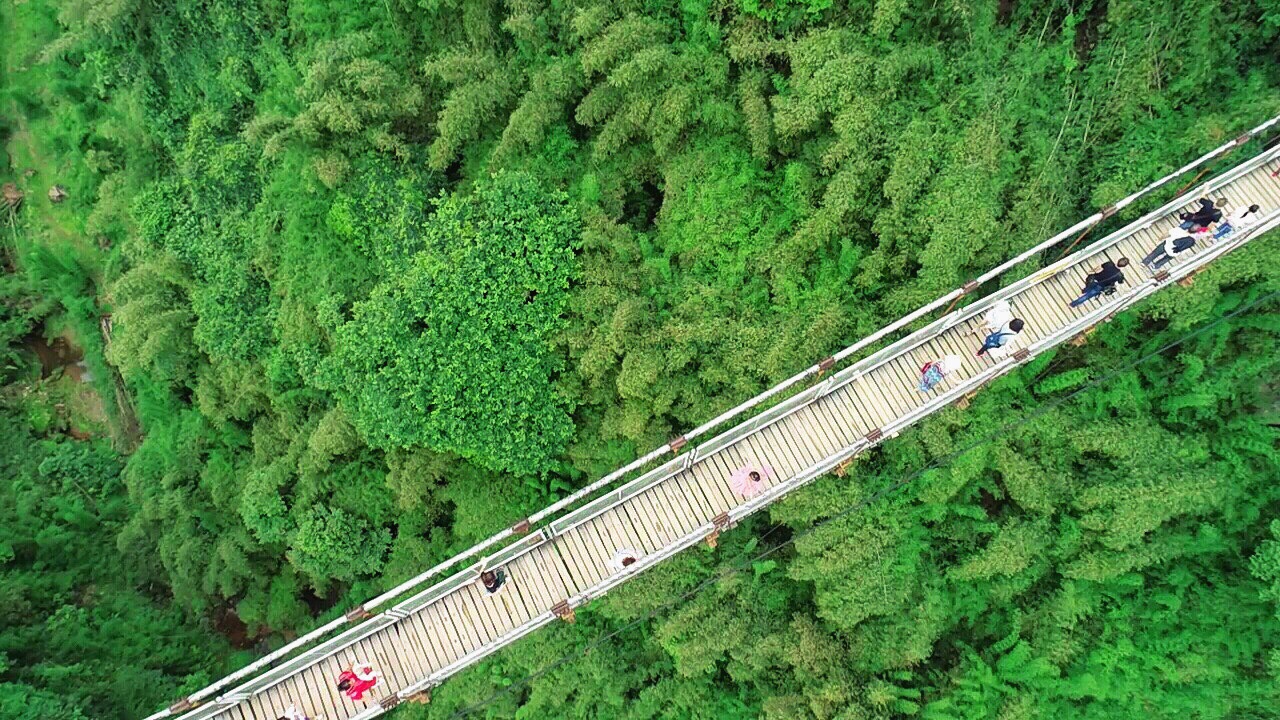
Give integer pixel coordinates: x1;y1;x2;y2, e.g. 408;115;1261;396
920;195;1262;393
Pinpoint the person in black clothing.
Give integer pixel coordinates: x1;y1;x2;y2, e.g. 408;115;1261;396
1069;258;1129;307
480;568;507;596
1178;197;1225;230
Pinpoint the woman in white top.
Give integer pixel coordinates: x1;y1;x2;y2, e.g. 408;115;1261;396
1213;203;1261;238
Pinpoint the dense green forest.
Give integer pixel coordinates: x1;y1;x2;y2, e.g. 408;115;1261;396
2;0;1280;718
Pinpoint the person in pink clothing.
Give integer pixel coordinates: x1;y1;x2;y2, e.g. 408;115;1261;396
336;661;379;701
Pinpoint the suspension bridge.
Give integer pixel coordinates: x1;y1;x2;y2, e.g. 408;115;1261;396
147;115;1280;720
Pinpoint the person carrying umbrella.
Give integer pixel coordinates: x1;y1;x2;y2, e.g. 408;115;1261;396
336;661;380;701
730;465;773;498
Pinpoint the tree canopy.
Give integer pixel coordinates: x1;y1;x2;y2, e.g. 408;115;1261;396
1;0;1279;717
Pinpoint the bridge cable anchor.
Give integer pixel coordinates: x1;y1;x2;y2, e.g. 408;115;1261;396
552;600;577;623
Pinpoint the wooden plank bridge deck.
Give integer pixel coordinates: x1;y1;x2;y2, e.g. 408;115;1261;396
152;136;1280;720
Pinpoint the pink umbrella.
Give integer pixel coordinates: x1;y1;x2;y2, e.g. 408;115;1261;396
729;465;773;498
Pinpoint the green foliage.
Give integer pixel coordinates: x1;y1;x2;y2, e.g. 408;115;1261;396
322;171;580;475
4;0;1280;718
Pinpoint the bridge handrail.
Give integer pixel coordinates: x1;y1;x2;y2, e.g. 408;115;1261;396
149;113;1280;720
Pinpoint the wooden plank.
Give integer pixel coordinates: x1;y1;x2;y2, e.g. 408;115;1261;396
804;396;847;455
754;422;803;480
855;363;900;413
833;380;877;435
773;417;815;477
870;358;917;412
539;540;584;599
578;517;619;572
855;370;899;424
307;661;345;719
441;588;487;653
789;406;837;461
844;378;889;428
534;542;580;601
832;384;876;435
360;634;406;693
603;505;652;558
1024;281;1075;330
735;433;780;484
813;390;863;442
767;416;814;476
626;487;672;547
426;595;469;662
618;502;662;554
317;653;354;719
411;603;455;669
876;357;919;412
251;684;286;720
645;476;696;538
885;354;926;404
668;467;717;520
739;427;791;483
775;413;824;469
407;604;448;671
443;591;485;653
1245;174;1280;202
703;446;748;504
476;577;520;640
554;527;599;591
684;463;727;517
492;555;536;624
588;516;632;569
389;616;431;681
507;548;552;611
461;581;505;643
567;523;611;586
805;396;848;451
687;458;735;513
648;474;699;536
592;508;634;558
379;627;419;691
650;478;696;539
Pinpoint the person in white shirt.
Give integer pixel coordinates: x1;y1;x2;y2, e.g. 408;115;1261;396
607;549;642;572
1142;225;1197;270
982;299;1014;334
278;704;316;720
1213;203;1261;238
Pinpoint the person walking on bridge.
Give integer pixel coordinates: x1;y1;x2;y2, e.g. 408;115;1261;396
1214;203;1261;238
336;661;380;701
278;704;317;720
480;568;508;596
1142;227;1196;270
919;354;963;392
1069;258;1129;307
1178;197;1225;230
976;319;1024;358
